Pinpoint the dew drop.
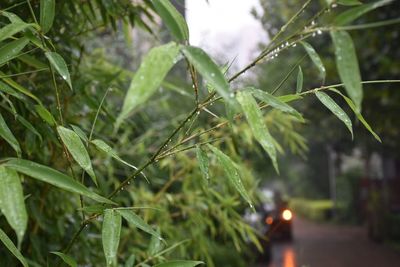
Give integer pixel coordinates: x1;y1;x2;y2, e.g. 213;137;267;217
317;30;323;35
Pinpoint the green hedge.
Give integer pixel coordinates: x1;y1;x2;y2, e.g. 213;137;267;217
290;198;334;221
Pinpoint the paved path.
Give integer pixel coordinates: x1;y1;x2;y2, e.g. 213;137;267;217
265;217;400;267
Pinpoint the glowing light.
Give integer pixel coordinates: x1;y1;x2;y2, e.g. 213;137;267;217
282;209;293;221
265;216;274;225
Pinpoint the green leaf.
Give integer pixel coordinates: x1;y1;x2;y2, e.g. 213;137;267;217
315;91;353;138
40;0;55;33
0;22;31;42
248;88;303;121
0;81;23;99
117;42;180;126
300;41;326;82
152;0;189;41
330;31;362;111
196;145;210;182
153;260;204;267
3;158;114;204
148;230;163;256
0;37;30;66
296;66;303;94
51;252;77;267
235;91;278;173
0;228;28;267
16;115;43;143
334;0;394;25
125;255;136;267
278;94;303;103
337;0;362;6
45;52;72;90
91;139;143;176
70;124;88;142
0;166;27;247
0;113;21;157
57;126;97;185
34;105;56;126
0;74;42;104
102;209;122;267
207;144;253;206
330;88;381;142
181;46;234;105
116;209;162;240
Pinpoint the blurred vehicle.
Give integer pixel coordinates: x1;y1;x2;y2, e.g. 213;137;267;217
244;189;294;262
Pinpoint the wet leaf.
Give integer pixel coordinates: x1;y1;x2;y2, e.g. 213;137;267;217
125;255;136;267
152;0;189;41
102;209;122;267
337;0;362;6
153;261;204;267
0;166;27;247
51;252;77;267
331;31;362;111
0;37;29;66
0;229;28;267
40;0;55;33
3;158;114;204
301;41;326;82
70;124;88;142
57;126;97;185
330;88;381;142
0;113;21;156
16;115;42;143
248;88;303;121
181;46;234;105
117;42;180;126
236;91;278;173
34;105;56;126
207;144;253;206
0;22;31;42
0;74;41;104
45;52;72;90
196;145;210;182
117;209;162;240
296;66;303;94
334;0;394;25
315;91;353;138
278;94;303;103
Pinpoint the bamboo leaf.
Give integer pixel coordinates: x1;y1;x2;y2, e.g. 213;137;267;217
207;144;253;206
40;0;55;33
334;0;394;25
301;41;326;82
57;126;97;186
315;91;353;138
51;252;77;267
236;91;278;173
196;145;210;182
153;261;204;267
0;113;21;157
102;209;122;267
16;115;42;143
337;0;362;6
0;22;31;42
296;66;303;94
0;166;27;247
330;31;363;111
45;52;72;90
3;158;114;204
117;42;180;126
70;124;88;142
152;0;189;41
330;88;381;142
0;37;29;66
181;46;234;105
116;209;162;240
0;74;42;104
0;228;28;267
248;88;303;121
34;105;56;126
91;139;143;175
278;94;303;103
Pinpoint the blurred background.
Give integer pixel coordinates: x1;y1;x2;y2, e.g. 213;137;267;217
184;0;400;266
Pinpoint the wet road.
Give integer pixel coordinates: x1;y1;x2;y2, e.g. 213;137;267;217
264;217;400;267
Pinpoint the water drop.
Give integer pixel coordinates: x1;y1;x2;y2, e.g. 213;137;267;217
210;73;215;77
230;93;235;98
312;32;316;37
121;187;124;190
331;3;338;8
197;111;200;115
285;42;289;46
292;43;297;47
317;30;323;35
127;181;131;185
275;53;278;57
311;20;316;26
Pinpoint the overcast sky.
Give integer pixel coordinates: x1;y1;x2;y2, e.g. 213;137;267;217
186;0;267;69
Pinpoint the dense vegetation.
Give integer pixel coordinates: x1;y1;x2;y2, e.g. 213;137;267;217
0;0;398;266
